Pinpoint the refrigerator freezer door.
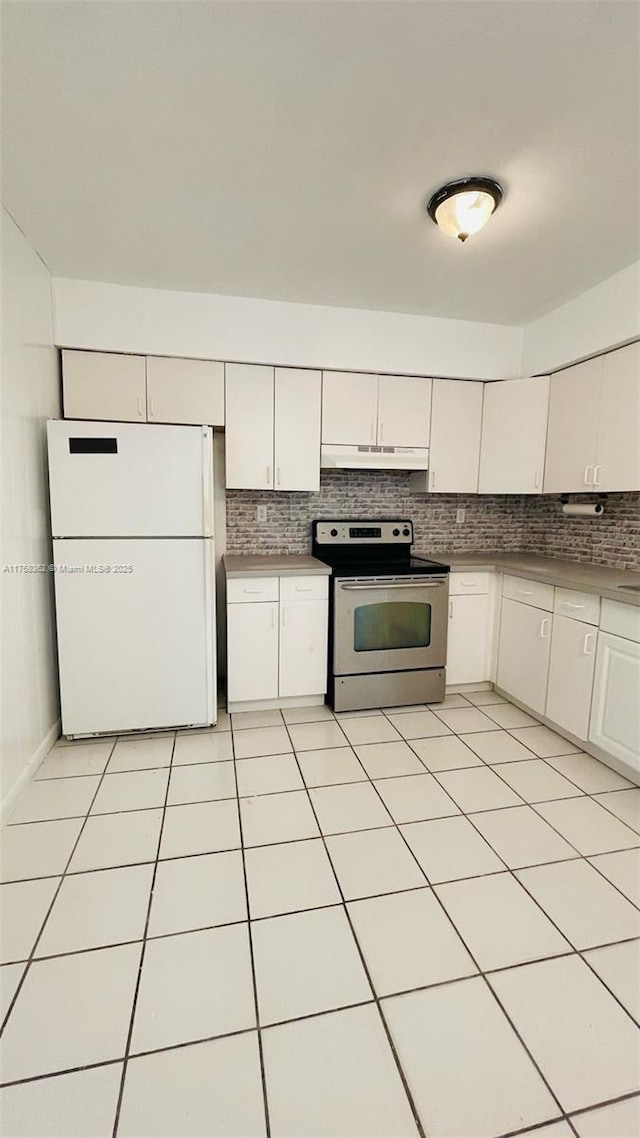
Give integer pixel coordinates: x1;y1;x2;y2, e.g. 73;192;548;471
47;421;213;537
53;538;215;735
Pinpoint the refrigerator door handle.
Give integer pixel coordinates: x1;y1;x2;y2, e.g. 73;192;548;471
203;537;216;725
202;428;214;537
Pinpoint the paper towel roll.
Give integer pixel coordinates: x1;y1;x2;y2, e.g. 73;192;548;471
562;502;604;517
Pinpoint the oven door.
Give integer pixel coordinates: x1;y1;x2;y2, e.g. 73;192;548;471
333;575;449;676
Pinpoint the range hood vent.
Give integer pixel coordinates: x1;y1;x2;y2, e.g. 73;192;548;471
320;444;429;471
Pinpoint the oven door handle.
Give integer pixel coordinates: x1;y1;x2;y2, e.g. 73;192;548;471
339;579;448;590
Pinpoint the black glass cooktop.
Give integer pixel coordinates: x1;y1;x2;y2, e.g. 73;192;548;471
316;555;449;578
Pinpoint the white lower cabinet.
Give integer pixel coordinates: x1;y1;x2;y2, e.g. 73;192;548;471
497;597;552;714
227;601;279;703
589;631;640;772
446;573;492;685
227;575;328;707
280;599;329;698
545;615;597;740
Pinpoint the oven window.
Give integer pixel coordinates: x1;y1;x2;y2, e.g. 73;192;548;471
353;601;432;652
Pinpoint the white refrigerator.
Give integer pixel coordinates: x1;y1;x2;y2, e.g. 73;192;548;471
47;420;216;737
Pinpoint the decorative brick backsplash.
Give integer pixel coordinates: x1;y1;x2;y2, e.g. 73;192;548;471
226;471;640;570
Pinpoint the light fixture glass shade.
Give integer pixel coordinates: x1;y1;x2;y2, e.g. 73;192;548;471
427;177;503;242
434;190;497;240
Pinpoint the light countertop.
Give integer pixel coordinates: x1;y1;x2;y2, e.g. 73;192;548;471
414;551;640;606
224;554;332;578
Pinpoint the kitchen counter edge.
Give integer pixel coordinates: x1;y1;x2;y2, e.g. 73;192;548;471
414;551;640;607
224;554;332;578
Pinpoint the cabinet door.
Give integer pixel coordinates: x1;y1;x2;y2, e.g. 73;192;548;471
274;368;321;491
543;357;602;492
227;601;279;703
279;599;328;698
479;376;549;493
497;598;552;713
595;342;640;491
146;357;225;426
62;349;146;423
546;615;596;741
589;632;640;772
428;379;483;493
225;364;274;489
447;594;490;685
321;372;379;445
376;375;432;447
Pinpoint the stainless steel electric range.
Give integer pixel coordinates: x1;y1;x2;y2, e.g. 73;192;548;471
312;519;450;712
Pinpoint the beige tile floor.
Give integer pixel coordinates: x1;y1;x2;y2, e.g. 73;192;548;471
1;692;639;1137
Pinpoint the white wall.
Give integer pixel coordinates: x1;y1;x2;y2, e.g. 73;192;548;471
523;261;640;375
52;277;524;381
1;208;61;810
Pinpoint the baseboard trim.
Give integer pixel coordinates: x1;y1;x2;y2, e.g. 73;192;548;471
1;718;61;822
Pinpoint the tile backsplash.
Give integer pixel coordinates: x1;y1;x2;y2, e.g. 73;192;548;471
226;471;640;570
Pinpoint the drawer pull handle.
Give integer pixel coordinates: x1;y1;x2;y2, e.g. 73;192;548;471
593;465;602;486
583;632;595;656
295;585;313;592
243;587;264;594
584;465;594;485
517;589;533;596
540;618;550;639
449;600;454;619
460;581;476;587
562;602;585;610
534;470;540;489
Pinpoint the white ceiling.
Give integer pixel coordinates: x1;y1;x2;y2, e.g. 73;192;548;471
2;1;639;325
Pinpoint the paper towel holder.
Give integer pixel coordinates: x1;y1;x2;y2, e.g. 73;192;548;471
560;494;607;518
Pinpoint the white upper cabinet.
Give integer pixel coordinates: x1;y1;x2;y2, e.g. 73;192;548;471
321;371;431;447
225;364;274;490
479;376;549;494
62;349;147;422
226;364;321;491
274;368;321;491
146;357;225;426
376;375;432;447
321;372;380;445
544;344;640;493
427;379;483;493
595;341;640;491
544;357;602;493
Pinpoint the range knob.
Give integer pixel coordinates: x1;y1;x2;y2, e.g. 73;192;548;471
330;528;338;537
392;528;400;536
402;527;410;537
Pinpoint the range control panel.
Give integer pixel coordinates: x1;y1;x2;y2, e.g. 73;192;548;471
313;520;413;545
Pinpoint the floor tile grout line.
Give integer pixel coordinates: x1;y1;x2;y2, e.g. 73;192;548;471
279;717;428;1138
4;831;639;906
6;914;640;973
435;779;640;1031
14;772;640;829
230;727;272;1138
351;722;586;1129
522;796;640;909
0;735;120;1039
110;731;178;1138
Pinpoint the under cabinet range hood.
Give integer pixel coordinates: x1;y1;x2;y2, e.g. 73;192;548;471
320;444;429;471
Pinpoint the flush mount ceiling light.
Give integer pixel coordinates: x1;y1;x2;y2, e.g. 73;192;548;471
427;176;503;242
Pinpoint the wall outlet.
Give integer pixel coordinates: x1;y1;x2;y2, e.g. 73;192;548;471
456;508;466;524
257;505;267;523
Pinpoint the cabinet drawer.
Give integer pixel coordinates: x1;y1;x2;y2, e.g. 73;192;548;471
449;572;491;596
227;577;279;604
280;575;328;602
600;599;640;644
554;587;600;626
503;575;554;611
